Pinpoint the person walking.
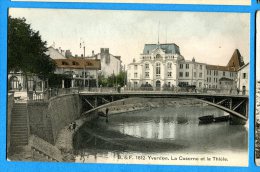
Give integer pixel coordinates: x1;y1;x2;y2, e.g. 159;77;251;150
105;108;109;123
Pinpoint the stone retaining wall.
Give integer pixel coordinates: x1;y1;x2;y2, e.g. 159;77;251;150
7;93;14;154
27;101;54;144
27;94;82;145
48;94;82;143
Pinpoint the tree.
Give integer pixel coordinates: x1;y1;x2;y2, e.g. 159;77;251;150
98;71;127;87
8;16;56;90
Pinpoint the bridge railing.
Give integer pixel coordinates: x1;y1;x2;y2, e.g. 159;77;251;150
27;86;248;101
27;87;80;102
79;86;247;95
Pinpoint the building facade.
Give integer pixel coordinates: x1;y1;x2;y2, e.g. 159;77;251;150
127;43;184;89
53;58;101;88
127;43;246;93
88;48;122;77
237;63;249;95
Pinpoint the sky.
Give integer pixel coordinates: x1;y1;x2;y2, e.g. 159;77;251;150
9;8;249;67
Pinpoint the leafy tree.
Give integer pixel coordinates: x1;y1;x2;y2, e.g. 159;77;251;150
98;71;127;87
8;16;56;91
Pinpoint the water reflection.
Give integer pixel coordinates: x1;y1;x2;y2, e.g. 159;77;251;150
74;101;248;164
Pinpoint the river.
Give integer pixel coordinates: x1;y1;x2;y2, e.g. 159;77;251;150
73;98;248;166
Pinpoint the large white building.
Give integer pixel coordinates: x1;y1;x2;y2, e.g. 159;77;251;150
127;43;184;89
127;43;246;93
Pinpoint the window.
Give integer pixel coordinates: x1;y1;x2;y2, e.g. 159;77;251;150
186;64;189;69
168;72;172;77
199;82;202;88
10;76;19;90
216;71;218;76
134;82;138;87
180;64;183;69
200;65;202;70
145;72;149;78
243;73;247;79
156;63;161;77
134;73;138;78
194;72;196;77
199;73;202;78
167;62;172;69
62;61;69;65
185;72;189;77
223;71;225;76
134;65;137;70
156;54;162;59
145;63;149;70
72;61;79;65
179;72;183;77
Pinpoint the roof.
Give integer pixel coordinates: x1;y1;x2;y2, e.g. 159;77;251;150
206;49;245;72
143;43;180;55
46;46;66;60
237;62;249;71
226;49;245;70
54;58;101;70
206;65;236;72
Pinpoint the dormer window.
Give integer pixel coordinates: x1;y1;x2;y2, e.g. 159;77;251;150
72;61;79;65
86;62;93;66
62;61;69;65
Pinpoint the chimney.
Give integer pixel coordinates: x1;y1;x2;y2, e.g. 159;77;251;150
92;50;94;56
101;48;104;54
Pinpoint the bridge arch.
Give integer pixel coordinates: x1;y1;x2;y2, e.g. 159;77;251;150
79;92;248;124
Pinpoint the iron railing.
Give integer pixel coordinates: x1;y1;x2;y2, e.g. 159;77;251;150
27;86;248;102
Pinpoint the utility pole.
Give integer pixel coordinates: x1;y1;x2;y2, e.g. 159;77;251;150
84;66;86;88
123;64;126;86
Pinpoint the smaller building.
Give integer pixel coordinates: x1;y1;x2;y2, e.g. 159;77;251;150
54;58;101;88
45;46;67;60
87;48;122;77
237;63;249;95
8;72;45;92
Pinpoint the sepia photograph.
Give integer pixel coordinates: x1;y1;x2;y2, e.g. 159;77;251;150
7;8;249;166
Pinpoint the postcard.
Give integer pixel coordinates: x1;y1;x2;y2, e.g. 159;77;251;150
7;8;249;166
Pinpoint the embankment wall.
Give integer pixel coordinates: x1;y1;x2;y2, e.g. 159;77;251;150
27;94;82;144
